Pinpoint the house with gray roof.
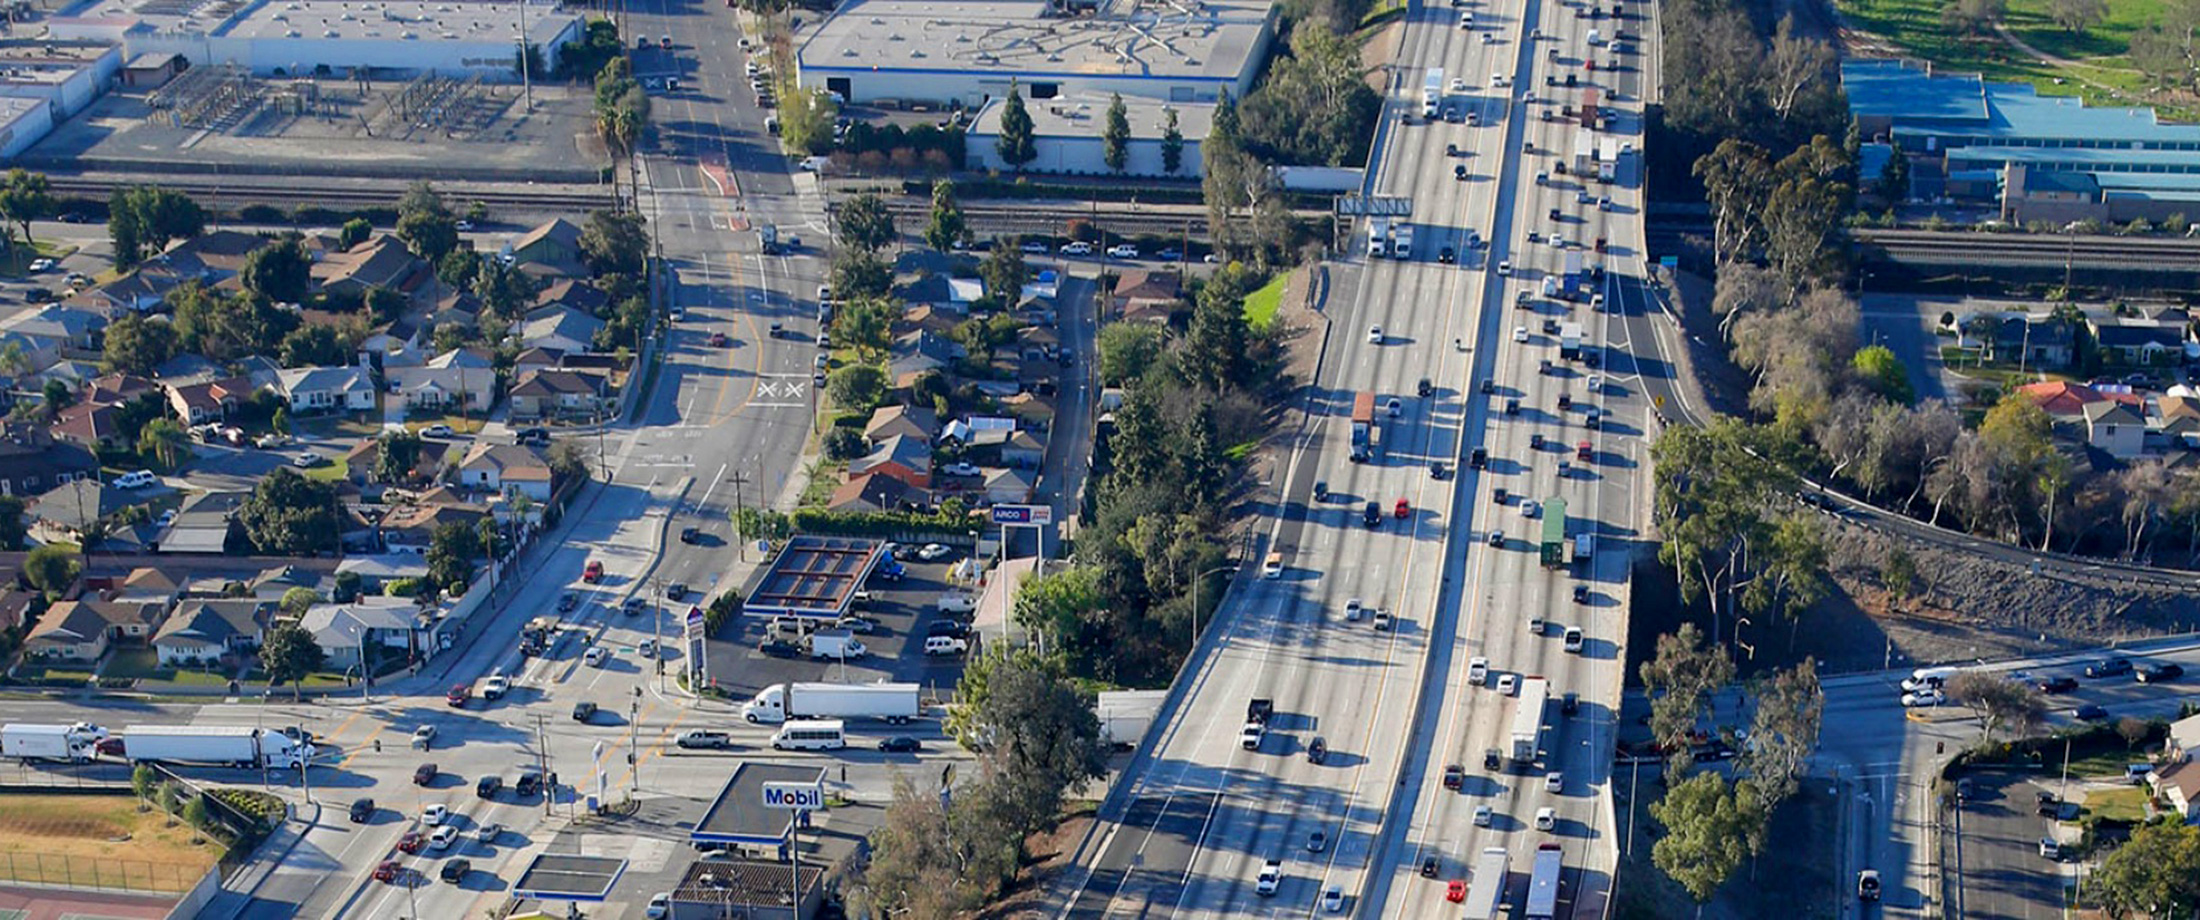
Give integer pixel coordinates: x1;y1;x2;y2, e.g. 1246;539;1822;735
521;305;606;355
276;365;377;413
299;598;422;670
153;599;275;666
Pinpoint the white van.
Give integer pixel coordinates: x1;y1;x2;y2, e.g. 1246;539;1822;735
771;719;846;751
937;593;978;614
1901;666;1961;693
924;635;969;656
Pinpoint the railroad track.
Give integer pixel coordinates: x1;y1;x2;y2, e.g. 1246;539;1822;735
45;177;616;213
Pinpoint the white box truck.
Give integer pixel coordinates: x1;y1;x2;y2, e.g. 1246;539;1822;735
1391;223;1415;260
804;629;868;660
1462;847;1510;920
111;726;313;769
1;722;108;763
1509;677;1550;766
1366;218;1392;257
1422;68;1444;118
1524;842;1564;920
742;682;920;724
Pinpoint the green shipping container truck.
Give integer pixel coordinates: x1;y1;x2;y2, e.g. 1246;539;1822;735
1540;497;1567;568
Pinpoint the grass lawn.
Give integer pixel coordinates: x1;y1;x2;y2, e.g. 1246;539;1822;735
300;456;350;483
1242;273;1289;332
0;794;220;893
11;663;97;683
102;648;168;681
2062;744;2157;780
403;413;488;434
1836;0;2198;120
2083;785;2152;823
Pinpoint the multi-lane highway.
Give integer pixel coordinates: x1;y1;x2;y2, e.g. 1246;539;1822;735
1060;0;1668;914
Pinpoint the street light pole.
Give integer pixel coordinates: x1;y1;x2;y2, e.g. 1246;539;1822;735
1188;563;1236;655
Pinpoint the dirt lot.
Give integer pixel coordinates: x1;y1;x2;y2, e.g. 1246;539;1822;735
0;794;219;891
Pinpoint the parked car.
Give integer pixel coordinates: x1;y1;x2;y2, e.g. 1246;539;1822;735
420;424;454;438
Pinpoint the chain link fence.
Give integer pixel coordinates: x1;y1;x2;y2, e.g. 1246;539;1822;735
0;851;203;894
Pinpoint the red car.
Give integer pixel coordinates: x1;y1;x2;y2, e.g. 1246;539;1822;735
583;559;604;583
445;684;469;707
374;860;401;883
708;332;730;347
1446;880;1466;902
397;831;425;854
1394;498;1411;519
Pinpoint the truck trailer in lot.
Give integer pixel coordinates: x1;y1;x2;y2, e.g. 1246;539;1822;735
1524;842;1564;920
1;722;108;763
1461;846;1510;920
1509;677;1550;766
742;682;920;724
104;726;313;768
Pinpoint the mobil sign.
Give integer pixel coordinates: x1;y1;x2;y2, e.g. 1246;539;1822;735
761;782;825;811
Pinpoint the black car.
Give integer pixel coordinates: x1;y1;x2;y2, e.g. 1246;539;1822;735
476;775;503;799
2137;662;2184;683
679;527;702;544
1429;462;1448;480
1418;378;1433;397
2036;792;2064;817
513;426;550;446
1487;530;1504;547
1572;584;1589;604
1307;736;1328;764
1443;764;1464;789
572;701;598;722
1483;748;1502;770
2086;657;2133;678
1363;501;1381;528
1561;692;1580;717
1313;480;1330;501
440;859;471;883
759;638;803;658
925;620;971;639
1470;446;1488;469
2074;704;2110;721
515;772;542;797
1421;855;1440;878
2034;675;2079;693
665;583;688;601
1439;246;1456;264
349;797;376;822
878;736;922;753
1505;397;1520;415
1479;378;1495;395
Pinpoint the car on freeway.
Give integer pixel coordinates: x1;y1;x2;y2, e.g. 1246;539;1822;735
2137;662;2184;683
1372;610;1394;631
1321;885;1345;912
1858;870;1881;901
2087;656;2133;678
1256;860;1282;896
475;822;502;844
413;763;437;785
476;775;502;798
878;736;923;753
422;804;448;825
1443;764;1464;789
350;797;376;822
1385;397;1403;417
1487;529;1504;546
1497;674;1518;695
1367;325;1383;343
1468;657;1490;684
708;331;730;347
1343;598;1364;621
572;701;598;721
1473;804;1493;826
1546;771;1564;792
374;860;401;882
429;825;460;851
2074;703;2110;721
1307;736;1328;764
1534;807;1557;831
1306;829;1326;852
679;527;702;544
623;597;647;616
1513;325;1529;343
398;831;426;853
439;858;470;883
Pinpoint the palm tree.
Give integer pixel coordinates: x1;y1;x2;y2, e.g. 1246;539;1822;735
139;418;188;470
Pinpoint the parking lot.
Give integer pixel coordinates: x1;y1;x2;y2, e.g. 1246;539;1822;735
1947;770;2079;919
705;549;975;717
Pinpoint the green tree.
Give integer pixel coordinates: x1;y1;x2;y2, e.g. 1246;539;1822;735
978;240;1029;304
1102;93;1131;173
834;192;898;254
138;418;191;470
1649;772;1768;902
922;180;966;253
0;169;55;250
131;764;157;807
1010;565;1105;644
778;87;838;156
1693;139;1775;266
170;284;298;363
826;363;888;411
1097;322;1166;384
830;250;894;302
1944;670;2047;740
1181;263;1253;391
0;494;25;551
242;237;313;304
101;313;180;376
831;297;897;359
1852;344;1915;405
580;208;649;277
259;623;326;701
946;646;1107;839
280;586;321;616
864;775;1003;917
41;379;71;419
1882;546;1918;602
2092;821;2200;918
278;324;349;368
181;794;210;837
1741;658;1823;807
822;426;868;462
396;181;459;263
1637;623;1736;766
1650;421;1797;640
237;468;341;555
592;57;651;157
107;186;206;268
157;781;180;817
373;430;422;484
1159;107;1185;176
338;216;372;250
426;520;482;595
23;543;80;596
994;79;1037;172
1878;142;1912;205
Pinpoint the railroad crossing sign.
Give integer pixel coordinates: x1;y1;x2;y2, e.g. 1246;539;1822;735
753;374;811;406
1334;195;1412;217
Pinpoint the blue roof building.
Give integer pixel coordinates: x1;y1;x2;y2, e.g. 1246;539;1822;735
1843;59;2200;223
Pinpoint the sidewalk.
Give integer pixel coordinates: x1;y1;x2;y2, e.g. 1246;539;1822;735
200;801;322;918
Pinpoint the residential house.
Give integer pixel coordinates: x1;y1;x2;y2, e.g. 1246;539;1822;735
828;471;931;514
896;305;961;338
151;599;274;666
0;586;34;634
864;404;939;445
1017;325;1062;362
2018;381;2106;420
343;437;457;487
334;553;433;592
1000;430;1046;468
535;279;610;316
509;217;586;271
48;401;128;452
2156;395;2200;449
2089;319;2187;367
312;235;429;302
1111;268;1182;324
889;330;967;388
508;368;608;420
386;363;495;413
1017;293;1059;327
1002;391;1057;432
276;365;378;413
361;316;423;360
1985;316;2074;369
427;347;496;371
84;373;158;408
2149;757;2200;824
511;347;562;380
520;306;606;355
0;424;99;497
157;490;248;554
25;478;133;545
847;434;932;489
428;291;483;334
1;303;107;351
454;442;555;500
2085;400;2145;458
900;275;983;315
79;272;172;314
104;567;181;611
377;500;489;554
22;601;113;660
299;598;421;670
164;376;254;425
980;466;1036;504
939;415;1015;448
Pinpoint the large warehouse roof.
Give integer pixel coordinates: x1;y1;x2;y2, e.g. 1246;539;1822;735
799;0;1274;84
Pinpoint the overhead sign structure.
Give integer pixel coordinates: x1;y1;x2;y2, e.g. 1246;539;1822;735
990;504;1054;525
1334;194;1412;217
762;782;825;811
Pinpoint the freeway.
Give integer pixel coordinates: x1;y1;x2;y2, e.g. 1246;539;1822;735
1059;0;1674;915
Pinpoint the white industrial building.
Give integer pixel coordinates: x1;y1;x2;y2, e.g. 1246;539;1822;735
796;0;1274;109
0;95;55;158
0;40;122;156
966;92;1210;178
47;0;581;81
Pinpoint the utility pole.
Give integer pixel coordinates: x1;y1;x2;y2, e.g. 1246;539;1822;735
726;468;751;560
534;713;552;817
